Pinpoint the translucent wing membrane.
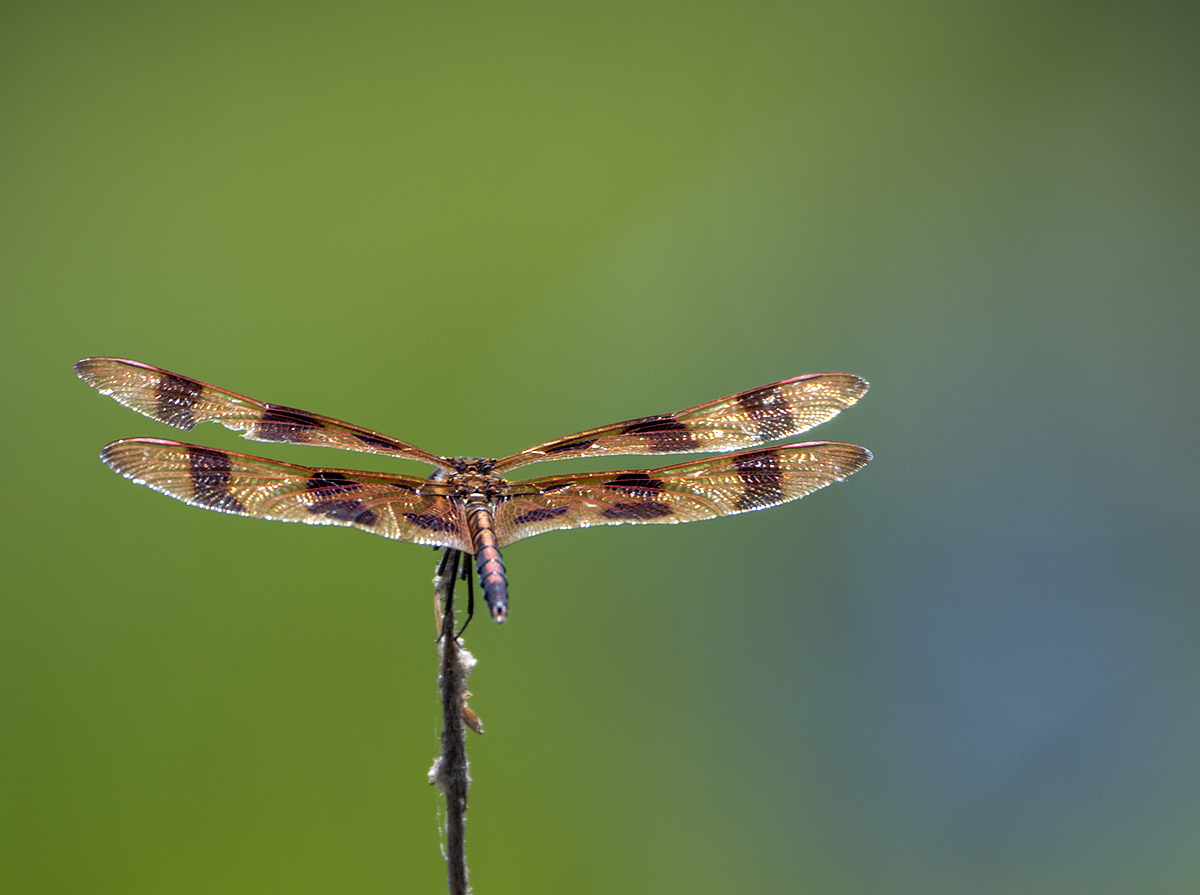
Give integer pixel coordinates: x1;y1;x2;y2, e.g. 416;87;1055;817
79;358;871;624
494;441;871;546
75;358;449;469
494;372;868;472
99;439;472;551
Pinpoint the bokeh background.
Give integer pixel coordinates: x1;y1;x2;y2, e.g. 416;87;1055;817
3;2;1198;892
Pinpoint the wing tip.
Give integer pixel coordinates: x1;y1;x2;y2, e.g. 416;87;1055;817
824;441;872;477
75;357;148;392
99;439;146;477
99;438;188;475
842;443;872;477
99;440;136;479
820;371;870;404
790;440;872;478
74;357;104;385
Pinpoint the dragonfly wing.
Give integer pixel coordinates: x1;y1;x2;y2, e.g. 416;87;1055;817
494;441;871;546
99;439;472;550
494;373;867;472
76;358;449;468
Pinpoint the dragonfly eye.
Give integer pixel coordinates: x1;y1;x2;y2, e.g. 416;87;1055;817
446;457;497;475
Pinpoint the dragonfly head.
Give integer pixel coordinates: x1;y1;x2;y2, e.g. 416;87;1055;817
445;457;498;475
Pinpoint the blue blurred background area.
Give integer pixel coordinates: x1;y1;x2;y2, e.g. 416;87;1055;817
3;2;1199;892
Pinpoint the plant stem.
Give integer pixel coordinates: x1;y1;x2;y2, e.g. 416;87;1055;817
431;550;471;895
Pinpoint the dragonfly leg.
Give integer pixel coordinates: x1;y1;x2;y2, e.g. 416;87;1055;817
456;560;475;639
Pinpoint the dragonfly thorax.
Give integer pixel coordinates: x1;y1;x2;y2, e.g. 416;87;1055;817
429;459;505;503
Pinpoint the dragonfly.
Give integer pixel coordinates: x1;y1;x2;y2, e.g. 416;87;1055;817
75;358;871;624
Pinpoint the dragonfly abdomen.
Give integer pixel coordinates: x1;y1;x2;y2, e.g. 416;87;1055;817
466;502;508;622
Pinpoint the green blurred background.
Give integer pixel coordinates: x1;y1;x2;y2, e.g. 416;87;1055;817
4;2;1199;892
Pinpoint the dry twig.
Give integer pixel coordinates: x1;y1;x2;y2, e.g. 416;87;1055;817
428;550;478;895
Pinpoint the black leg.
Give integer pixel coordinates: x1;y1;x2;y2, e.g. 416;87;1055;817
436;546;454;578
456;559;475;639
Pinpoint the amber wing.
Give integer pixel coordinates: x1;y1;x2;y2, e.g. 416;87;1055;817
75;358;449;469
493;441;871;546
99;439;472;550
493;373;868;473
